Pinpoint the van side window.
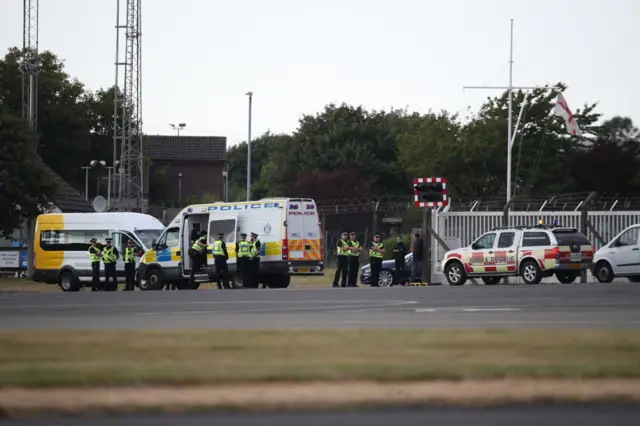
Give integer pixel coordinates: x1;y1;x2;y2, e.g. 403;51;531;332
40;230;110;251
522;232;551;247
157;228;180;248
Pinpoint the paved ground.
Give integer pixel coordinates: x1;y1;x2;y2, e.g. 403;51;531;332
1;282;639;330
3;406;640;426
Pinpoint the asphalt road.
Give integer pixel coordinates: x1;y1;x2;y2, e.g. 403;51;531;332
1;282;639;330
3;406;640;426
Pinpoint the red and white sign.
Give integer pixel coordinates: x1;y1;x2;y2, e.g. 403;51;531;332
413;177;448;208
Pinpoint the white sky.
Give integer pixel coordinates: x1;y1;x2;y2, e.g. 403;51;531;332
1;0;638;146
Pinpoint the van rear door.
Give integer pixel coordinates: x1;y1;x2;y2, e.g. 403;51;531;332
286;199;322;267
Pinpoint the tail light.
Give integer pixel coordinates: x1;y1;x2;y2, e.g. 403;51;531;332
552;247;559;259
282;239;289;260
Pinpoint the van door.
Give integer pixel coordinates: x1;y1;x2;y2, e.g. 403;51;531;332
205;213;239;268
286;199;322;267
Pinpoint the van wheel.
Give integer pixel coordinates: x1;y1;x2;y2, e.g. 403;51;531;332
482;277;500;285
58;271;81;292
594;261;614;283
445;261;467;286
520;260;542;284
142;268;164;291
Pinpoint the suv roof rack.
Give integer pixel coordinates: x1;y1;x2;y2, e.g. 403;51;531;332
491;224;578;231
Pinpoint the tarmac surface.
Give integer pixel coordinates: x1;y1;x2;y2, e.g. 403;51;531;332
3;406;640;426
1;281;639;330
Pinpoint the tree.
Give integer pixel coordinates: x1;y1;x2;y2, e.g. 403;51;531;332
0;107;56;238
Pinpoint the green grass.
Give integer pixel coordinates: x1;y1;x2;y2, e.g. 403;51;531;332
0;329;639;388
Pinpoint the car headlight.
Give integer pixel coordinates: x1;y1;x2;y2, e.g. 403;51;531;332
361;266;371;274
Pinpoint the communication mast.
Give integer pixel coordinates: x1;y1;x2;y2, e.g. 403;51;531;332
113;0;146;211
21;0;39;135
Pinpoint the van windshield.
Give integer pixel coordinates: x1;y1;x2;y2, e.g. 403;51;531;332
134;229;164;249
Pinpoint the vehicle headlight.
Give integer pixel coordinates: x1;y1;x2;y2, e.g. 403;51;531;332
361;266;371;274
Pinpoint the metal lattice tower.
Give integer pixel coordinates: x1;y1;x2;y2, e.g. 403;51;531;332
113;0;146;211
21;0;39;135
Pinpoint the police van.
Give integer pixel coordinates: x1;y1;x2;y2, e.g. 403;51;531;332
33;212;165;291
138;198;323;290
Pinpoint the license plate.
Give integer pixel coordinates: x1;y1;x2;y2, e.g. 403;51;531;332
570;253;581;260
298;267;309;273
567;263;581;269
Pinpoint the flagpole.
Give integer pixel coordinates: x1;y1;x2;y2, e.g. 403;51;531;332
507;19;514;205
463;19;550;205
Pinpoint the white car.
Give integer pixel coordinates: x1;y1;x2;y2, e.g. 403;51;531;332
592;224;640;283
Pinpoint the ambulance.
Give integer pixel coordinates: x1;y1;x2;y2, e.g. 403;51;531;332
32;212;165;291
138;198;323;290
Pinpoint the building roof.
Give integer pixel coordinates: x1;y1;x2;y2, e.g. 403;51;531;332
145;135;226;162
36;157;94;213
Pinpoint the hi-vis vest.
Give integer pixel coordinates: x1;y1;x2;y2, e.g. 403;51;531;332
88;246;101;263
237;240;252;258
103;246;117;263
213;240;225;256
369;242;384;259
192;241;205;252
349;240;360;256
337;239;350;256
250;240;260;258
124;247;136;263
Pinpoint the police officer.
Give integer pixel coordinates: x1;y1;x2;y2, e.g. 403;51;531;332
236;233;252;288
347;232;362;287
123;239;137;291
250;232;262;289
368;234;385;287
393;236;408;285
102;238;119;291
189;235;208;288
332;232;350;288
213;232;230;289
88;238;102;291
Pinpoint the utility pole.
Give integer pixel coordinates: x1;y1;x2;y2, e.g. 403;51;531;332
463;19;548;205
245;91;253;201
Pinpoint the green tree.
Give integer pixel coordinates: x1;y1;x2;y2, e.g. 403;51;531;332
0;107;56;238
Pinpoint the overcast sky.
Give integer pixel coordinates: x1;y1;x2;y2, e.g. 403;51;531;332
1;0;638;147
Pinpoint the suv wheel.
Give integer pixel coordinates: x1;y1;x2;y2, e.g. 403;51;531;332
445;261;467;286
520;260;542;285
594;261;614;283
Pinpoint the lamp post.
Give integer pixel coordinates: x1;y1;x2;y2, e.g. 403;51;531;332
222;168;228;202
106;160;120;211
245;91;253;201
82;160;106;200
169;123;186;137
177;172;183;204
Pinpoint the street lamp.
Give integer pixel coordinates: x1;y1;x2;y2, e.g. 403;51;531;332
105;160;120;211
245;91;253;201
82;160;106;201
177;172;183;204
169;123;186;136
222;167;228;202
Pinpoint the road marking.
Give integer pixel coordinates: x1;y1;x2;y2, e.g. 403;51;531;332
415;307;522;313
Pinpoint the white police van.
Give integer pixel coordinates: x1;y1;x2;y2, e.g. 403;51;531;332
138;198;323;290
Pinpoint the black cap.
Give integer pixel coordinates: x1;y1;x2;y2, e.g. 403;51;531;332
251;232;258;237
240;233;247;237
127;239;134;244
349;232;356;235
217;232;224;238
341;231;348;235
90;238;97;243
198;236;207;242
105;238;113;242
373;234;380;238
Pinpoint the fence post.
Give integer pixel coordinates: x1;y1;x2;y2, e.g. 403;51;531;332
580;192;597;283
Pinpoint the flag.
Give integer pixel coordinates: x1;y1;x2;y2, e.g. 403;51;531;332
554;94;582;136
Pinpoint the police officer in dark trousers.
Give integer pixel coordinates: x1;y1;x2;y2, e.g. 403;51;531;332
123;239;137;291
368;234;385;287
102;238;119;291
347;232;362;287
212;232;230;289
393;236;408;285
250;232;262;288
333;232;350;288
189;236;207;288
88;238;102;291
236;233;252;288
